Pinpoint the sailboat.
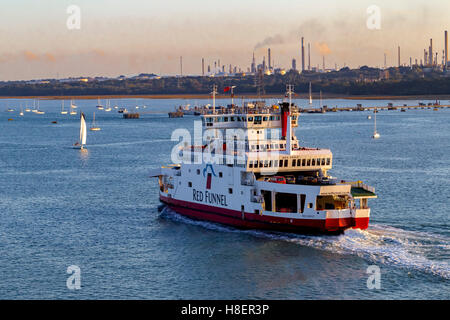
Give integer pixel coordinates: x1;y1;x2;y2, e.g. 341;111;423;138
19;104;24;116
372;109;380;139
73;112;87;149
309;82;313;105
35;100;45;114
90;112;101;131
104;99;112;112
70;100;77;115
61;100;68;115
96;98;104;110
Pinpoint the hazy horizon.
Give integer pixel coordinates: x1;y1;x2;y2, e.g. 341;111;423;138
0;0;448;81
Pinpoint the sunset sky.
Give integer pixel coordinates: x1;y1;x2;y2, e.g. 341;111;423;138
0;0;448;80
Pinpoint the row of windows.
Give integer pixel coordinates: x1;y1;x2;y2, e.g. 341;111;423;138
204;115;282;124
248;157;331;169
250;143;288;151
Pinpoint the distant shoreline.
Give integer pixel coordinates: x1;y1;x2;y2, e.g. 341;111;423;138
1;94;450;101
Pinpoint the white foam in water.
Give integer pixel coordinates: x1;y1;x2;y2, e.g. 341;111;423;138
160;207;450;280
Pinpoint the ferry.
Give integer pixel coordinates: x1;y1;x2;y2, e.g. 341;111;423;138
150;85;377;234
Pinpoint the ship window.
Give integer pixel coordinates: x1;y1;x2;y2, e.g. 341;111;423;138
307;203;313;209
274;160;278;167
317;158;321;166
307;159;311;166
311;159;316;166
237;117;241;121
188;182;192;187
299;194;306;213
230;117;235;121
302;159;306;166
275;193;297;213
249;161;253;168
256;145;259;150
284;159;288;167
276;116;280;120
248;117;253;121
264;160;269;168
219;172;223;178
263;116;268;121
259;161;264;168
326;158;331;165
228;188;233;194
292;159;296;167
196;169;200;175
262;190;272;211
297;159;302;166
224;117;228;122
322;158;326;166
279;159;284;167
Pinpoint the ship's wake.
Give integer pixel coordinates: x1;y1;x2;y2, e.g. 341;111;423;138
160;207;450;280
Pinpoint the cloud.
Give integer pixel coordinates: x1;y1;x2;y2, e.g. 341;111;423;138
45;53;56;62
24;51;39;61
316;42;331;56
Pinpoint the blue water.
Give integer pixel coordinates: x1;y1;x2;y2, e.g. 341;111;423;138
0;98;449;299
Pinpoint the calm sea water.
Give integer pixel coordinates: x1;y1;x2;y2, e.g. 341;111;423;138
0;97;449;299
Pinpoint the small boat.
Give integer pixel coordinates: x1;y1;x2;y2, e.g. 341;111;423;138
367;115;372;120
71;99;78;109
118;108;127;113
7;108;14;112
90;112;101;131
70;101;77;115
73;112;87;149
104;99;111;112
61;101;68;115
96;98;104;110
19;106;24;116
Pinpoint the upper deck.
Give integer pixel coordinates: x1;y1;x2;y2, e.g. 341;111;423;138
201;104;300;130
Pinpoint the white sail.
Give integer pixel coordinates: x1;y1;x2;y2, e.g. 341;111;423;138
80;113;87;145
309;82;313;105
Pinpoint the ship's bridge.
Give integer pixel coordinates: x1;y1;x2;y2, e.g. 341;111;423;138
202;109;299;130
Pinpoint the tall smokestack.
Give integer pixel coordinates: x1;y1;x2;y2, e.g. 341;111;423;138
308;43;311;71
180;56;183;76
398;46;401;67
202;58;204;76
268;48;271;70
429;39;433;66
445;31;448;70
301;37;305;72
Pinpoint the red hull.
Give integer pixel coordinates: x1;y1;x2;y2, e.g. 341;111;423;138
160;195;369;234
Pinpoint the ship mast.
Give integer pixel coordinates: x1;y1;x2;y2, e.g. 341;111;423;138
211;84;218;114
286;84;294;154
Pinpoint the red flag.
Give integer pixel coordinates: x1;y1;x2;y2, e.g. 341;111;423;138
224;86;231;93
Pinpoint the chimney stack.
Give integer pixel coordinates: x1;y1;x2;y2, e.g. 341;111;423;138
445;31;448;71
429;39;433;66
301;37;305;72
